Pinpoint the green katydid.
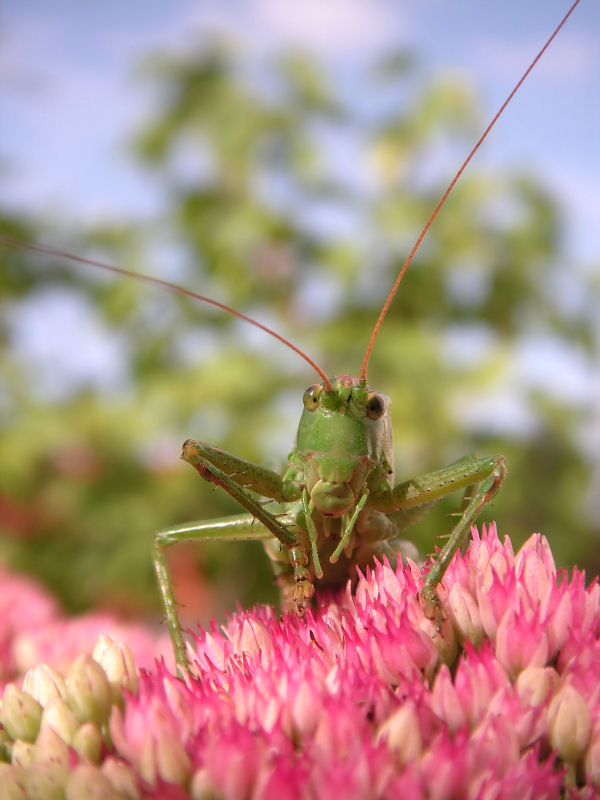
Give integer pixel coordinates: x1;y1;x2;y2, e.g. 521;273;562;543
0;0;581;675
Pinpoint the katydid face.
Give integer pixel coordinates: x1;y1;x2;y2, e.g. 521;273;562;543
294;376;393;517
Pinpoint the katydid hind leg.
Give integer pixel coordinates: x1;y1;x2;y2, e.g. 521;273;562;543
369;453;506;621
421;456;507;623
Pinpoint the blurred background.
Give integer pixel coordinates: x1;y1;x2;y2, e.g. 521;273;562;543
1;0;598;628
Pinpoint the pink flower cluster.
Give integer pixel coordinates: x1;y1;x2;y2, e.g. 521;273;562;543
109;524;600;798
0;567;168;682
1;524;599;798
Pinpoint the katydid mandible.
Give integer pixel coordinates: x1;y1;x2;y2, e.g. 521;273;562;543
0;1;581;675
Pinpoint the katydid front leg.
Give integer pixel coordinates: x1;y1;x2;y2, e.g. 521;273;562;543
372;453;507;622
182;442;317;609
153;440;314;674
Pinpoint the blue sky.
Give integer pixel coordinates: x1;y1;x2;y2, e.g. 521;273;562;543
2;0;598;261
1;0;598;423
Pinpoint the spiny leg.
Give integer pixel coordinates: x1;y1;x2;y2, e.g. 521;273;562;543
182;440;297;548
371;453;507;620
421;458;506;618
180;440;296;502
156;441;303;675
182;440;316;612
154;515;275;675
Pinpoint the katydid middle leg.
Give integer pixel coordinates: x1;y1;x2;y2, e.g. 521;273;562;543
154;514;276;674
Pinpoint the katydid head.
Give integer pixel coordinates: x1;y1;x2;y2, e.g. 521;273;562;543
294;376;393;517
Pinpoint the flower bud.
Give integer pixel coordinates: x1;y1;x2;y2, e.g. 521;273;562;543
23;762;69;800
22;664;67;708
233;618;273;660
0;727;13;762
101;757;141;800
418;611;457;668
72;722;102;764
11;740;35;768
191;768;215;800
290;679;320;738
66;764;123;800
584;724;600;787
156;728;191;786
376;701;423;765
430;665;466;733
548;684;591;764
515;666;559;708
139;729;191;787
92;635;138;702
447;583;483;646
495;610;548;679
65;654;112;726
0;763;27;799
0;686;42;743
41;697;79;745
33;725;70;767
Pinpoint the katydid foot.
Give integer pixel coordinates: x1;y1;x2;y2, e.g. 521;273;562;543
291;578;315;616
420;584;445;631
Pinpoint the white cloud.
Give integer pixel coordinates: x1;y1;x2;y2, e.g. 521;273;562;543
475;31;596;86
248;0;405;56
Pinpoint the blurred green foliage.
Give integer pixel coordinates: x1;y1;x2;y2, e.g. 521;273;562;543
0;41;598;625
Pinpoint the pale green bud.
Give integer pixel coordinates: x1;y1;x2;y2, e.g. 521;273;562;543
548;684;591;764
516;666;559;708
0;763;27;800
72;722;102;764
447;583;484;646
585;724;600;786
22;664;67;708
155;729;191;786
92;635;138;702
23;762;69;800
90;633;113;664
33;725;70;767
139;730;191;787
0;686;42;743
191;768;215;800
101;757;141;800
41;697;79;745
10;740;34;769
376;701;423;765
0;727;13;762
65;764;124;800
65;654;112;726
417;613;456;670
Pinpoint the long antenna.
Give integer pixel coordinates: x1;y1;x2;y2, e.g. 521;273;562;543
360;0;582;383
0;234;332;391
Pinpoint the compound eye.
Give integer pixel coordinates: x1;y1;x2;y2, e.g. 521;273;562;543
366;392;386;420
303;384;323;411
